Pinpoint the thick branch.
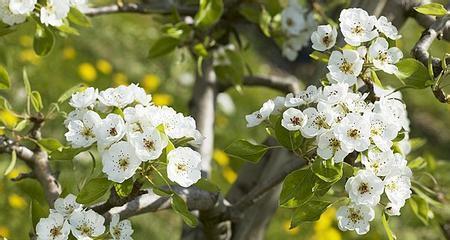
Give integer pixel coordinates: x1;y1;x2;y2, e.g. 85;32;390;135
241;76;300;94
83;2;197;17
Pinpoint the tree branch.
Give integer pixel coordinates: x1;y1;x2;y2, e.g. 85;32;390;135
242;76;301;94
83;2;197;17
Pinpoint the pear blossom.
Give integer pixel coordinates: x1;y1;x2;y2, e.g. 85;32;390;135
374;97;409;131
319;83;349;105
384;173;412;205
376;16;401;40
40;0;70;27
335;113;371;152
281;108;307;131
368;37;403;74
285;85;320;107
36;212;71;240
65;110;101;148
167;147;201;187
301;102;334;137
282;36;304;61
344;92;373;114
272;96;286;115
345;169;384;206
328;50;364;86
385;202;402;216
9;0;36;15
245;99;274;127
336;204;375;235
129;127;168;162
0;0;26;25
109;214;133;240
95;113;126;149
317;130;352;162
281;2;306;35
98;86;135;108
123;105;154;136
367;112;399;151
128;83;152;106
311;24;337;51
102;141;141;183
69;210;105;240
64;108;88;127
69;87;98;109
361;148;393;176
339;8;378;46
52;194;83;218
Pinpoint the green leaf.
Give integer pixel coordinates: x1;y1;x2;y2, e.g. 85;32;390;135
311;160;343;183
238;3;262;24
57;83;86;103
23;69;31;96
394;58;433;89
194;178;220;193
371;70;383;87
408;195;430;225
195;0;224;29
31;91;43;112
31;199;49;228
382;213;396;240
77;177;112;204
50;147;89;161
224;139;268;163
280;168;316;208
114;178;134;198
4;149;16;176
68;7;92;27
38;138;64;152
414;3;448;16
310;51;330;63
13;119;29;131
148;36;180;59
193;43;208;57
259;7;272;37
0;96;11;110
408;157;427;169
272;115;303;150
0;65;10;89
57;23;80;36
171;193;199;227
291;200;331;227
33;24;55;56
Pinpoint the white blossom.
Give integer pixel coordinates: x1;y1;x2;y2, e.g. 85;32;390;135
40;0;70;27
339;8;378;46
317;130;352;162
319;83;349;105
129;127;168;162
109;214;133;240
301;102;334;137
69;210;105;240
361;148;393;176
368;37;403;74
64;108;87;127
52;194;83;219
128;84;152;106
385;202;402;216
0;0;26;25
102;141;141;183
336;204;375;235
335;113;370;152
36;212;71;240
65;110;101;148
311;24;337;51
167;147;202;187
285;85;319;107
98;86;135;108
281;2;306;36
384;173;412;206
95;113;126;150
376;16;401;40
345;169;384;206
367;112;399;151
245;99;274;127
9;0;36;15
69;87;98;109
328;50;364;86
281;108;307;131
374;97;409;131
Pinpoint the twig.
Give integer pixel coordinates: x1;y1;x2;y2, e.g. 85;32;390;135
220;75;300;94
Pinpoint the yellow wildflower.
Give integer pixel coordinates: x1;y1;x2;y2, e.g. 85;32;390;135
0;110;18;128
222;167;237;183
141;74;160;92
153;94;173;106
213;149;229;167
63;47;76;60
8;194;27;209
113;73;128;86
282;220;300;235
96;59;113;75
78;63;97;82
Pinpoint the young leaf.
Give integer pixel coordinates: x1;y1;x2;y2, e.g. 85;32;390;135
57;83;86;103
195;0;224;29
33;24;55;56
414;3;448;17
171;193;199;227
394;58;433;89
77;177;112;204
31;91;43;112
13;119;29;131
4;149;16;176
408;195;430;225
68;7;92;27
148;36;180;59
371;70;383;88
114;178;134;198
194;178;220;193
290;200;331;227
0;96;11;110
38;138;64;152
279;168;316;208
0;65;10;89
311;160;343;183
224;139;268;163
310;51;330;63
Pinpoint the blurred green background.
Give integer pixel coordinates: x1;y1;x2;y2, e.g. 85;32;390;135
1;2;450;240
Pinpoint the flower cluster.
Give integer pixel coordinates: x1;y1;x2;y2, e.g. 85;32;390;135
0;0;87;27
280;0;317;61
64;84;203;187
245;8;412;236
36;194;133;240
